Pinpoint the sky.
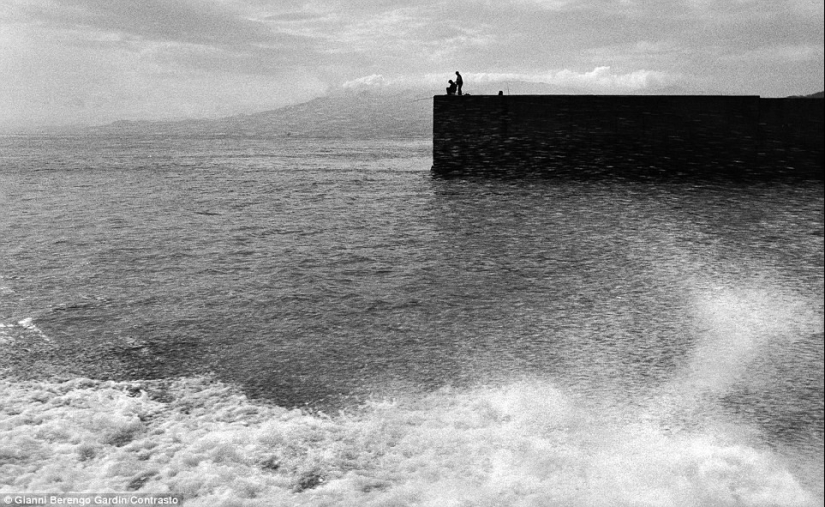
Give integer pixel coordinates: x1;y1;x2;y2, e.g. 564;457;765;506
1;0;823;129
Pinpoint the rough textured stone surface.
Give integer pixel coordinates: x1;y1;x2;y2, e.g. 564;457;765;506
432;95;823;180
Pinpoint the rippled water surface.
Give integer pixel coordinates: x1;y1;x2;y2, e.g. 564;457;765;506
1;134;823;504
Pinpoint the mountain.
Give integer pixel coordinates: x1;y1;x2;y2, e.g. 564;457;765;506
789;91;824;98
88;90;435;139
80;84;815;139
83;80;698;139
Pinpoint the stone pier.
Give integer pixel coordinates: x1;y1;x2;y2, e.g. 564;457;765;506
432;95;824;180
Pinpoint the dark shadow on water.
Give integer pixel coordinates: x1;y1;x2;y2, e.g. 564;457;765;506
430;152;824;184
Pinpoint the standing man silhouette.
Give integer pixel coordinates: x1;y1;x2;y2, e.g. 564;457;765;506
455;72;463;96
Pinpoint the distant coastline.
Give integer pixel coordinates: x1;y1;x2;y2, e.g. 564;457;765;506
3;89;823;138
790;91;824;99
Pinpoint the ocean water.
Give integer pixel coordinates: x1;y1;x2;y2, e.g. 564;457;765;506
0;134;823;506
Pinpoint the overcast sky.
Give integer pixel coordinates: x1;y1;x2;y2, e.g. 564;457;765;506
1;0;823;128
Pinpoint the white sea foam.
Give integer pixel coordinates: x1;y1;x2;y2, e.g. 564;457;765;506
682;285;822;396
0;376;819;507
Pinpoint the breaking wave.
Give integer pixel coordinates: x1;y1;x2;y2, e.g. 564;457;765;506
0;375;819;507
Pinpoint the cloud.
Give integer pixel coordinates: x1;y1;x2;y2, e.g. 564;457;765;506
504;0;575;10
342;74;393;90
423;67;678;91
557;67;677;90
1;0;823;127
19;0;271;47
7;0;328;72
724;44;825;64
0;21;327;129
336;66;679;97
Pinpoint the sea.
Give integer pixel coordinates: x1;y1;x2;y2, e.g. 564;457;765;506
0;133;823;506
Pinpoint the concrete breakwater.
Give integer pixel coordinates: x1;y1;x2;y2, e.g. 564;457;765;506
432;95;824;179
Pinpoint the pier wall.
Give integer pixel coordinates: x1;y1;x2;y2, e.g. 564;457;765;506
432;95;824;179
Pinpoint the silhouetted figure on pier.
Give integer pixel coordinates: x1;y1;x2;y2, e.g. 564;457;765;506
446;80;457;95
455;72;463;95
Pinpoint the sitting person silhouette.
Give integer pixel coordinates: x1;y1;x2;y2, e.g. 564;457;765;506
446;80;457;95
